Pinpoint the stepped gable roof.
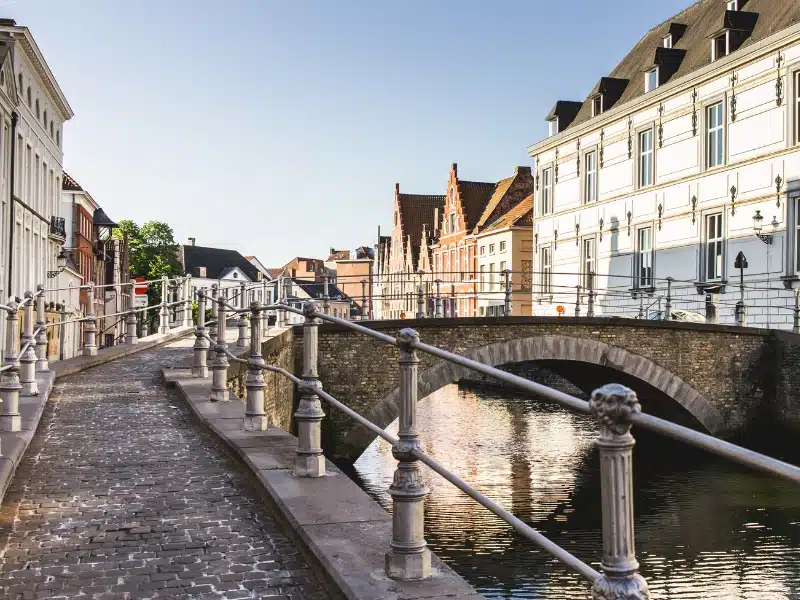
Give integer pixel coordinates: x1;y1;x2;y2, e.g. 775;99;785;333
563;0;799;132
457;180;496;230
474;176;515;231
397;192;445;268
182;244;260;280
481;194;534;233
62;172;83;191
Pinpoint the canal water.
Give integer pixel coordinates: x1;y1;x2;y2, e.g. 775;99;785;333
347;383;800;599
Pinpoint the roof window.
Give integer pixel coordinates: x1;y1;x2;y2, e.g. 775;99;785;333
727;0;738;10
712;32;729;60
645;68;659;93
591;95;603;117
663;34;673;48
548;118;559;137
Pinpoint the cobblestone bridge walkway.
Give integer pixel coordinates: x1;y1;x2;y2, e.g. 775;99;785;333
0;340;329;600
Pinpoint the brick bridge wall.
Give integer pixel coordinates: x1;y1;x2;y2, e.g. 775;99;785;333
289;316;800;460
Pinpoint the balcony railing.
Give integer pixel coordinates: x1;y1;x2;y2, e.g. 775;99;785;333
49;216;66;240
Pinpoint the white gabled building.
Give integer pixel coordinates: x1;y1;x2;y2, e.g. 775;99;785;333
528;0;800;328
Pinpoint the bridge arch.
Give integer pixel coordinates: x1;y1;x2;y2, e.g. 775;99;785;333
339;334;724;459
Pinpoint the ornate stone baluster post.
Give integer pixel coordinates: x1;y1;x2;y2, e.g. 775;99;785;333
159;276;170;334
244;302;267;430
295;301;325;477
587;272;595;318
794;289;800;334
503;270;512;316
590;384;649;600
192;290;209;378
664;277;673;321
322;274;331;315
171;279;180;327
434;279;442;318
0;301;21;431
637;293;644;319
184;275;193;326
210;298;229;402
19;293;38;396
35;285;49;372
83;283;98;356
386;328;431;580
125;308;138;345
209;284;219;343
237;303;249;349
416;286;424;319
574;285;582;317
262;280;270;336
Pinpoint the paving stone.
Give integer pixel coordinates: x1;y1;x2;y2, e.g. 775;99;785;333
0;342;329;600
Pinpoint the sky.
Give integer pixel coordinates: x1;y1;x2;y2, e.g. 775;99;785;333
7;0;695;267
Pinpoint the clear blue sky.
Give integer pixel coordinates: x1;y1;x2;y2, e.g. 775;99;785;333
8;0;693;267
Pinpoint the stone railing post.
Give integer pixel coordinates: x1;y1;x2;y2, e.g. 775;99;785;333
589;384;649;600
295;301;325;477
244;302;267;430
20;292;38;396
434;279;442;318
159;276;170;334
416;286;424;319
35;285;49;372
0;301;21;431
705;292;719;324
83;283;98;356
192;290;209;378
125;309;138;345
322;275;331;315
237;296;249;348
262;281;270;336
386;328;431;581
574;285;582;317
794;289;800;334
587;272;595;318
171;279;180;327
209;284;219;343
184;275;193;326
637;293;644;319
503;269;512;316
664;276;673;321
210;298;229;402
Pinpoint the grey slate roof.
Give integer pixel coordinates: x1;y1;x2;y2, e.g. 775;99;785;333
564;0;800;132
182;244;260;281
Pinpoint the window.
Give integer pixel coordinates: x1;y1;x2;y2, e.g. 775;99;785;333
0;69;4;86
795;71;800;145
480;245;485;256
645;68;659;93
581;238;595;288
56;130;60;147
449;213;456;233
35;99;39;119
541;167;553;214
499;241;507;253
548;118;559;137
706;213;724;280
449;187;455;206
479;306;485;316
727;0;737;10
584;150;596;203
479;265;486;292
592;96;602;117
636;227;653;288
489;263;495;291
26;86;30;107
198;266;207;277
17;73;21;92
540;247;551;294
306;261;314;271
795;197;800;273
499;261;507;289
663;34;673;48
639;129;654;187
707;102;724;168
713;33;729;61
489;243;495;255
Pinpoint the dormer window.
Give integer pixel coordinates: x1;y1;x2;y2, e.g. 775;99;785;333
645;68;659;93
198;266;207;277
727;0;738;10
548;118;559;137
663;34;673;48
713;32;729;60
591;95;603;117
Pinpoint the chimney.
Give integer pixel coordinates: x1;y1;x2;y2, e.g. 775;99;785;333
515;166;532;176
330;247;335;255
188;237;196;246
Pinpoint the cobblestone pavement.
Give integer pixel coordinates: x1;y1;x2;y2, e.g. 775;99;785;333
0;341;330;600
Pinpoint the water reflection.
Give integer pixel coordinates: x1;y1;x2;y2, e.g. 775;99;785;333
349;384;800;599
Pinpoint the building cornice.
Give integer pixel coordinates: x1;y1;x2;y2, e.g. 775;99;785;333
6;27;73;120
527;20;800;157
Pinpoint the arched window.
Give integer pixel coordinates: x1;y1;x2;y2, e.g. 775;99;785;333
0;70;5;86
49;121;53;137
26;86;31;107
17;73;21;92
35;99;40;119
43;109;47;125
55;129;60;147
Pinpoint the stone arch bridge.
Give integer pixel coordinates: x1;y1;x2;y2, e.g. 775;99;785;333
249;317;800;461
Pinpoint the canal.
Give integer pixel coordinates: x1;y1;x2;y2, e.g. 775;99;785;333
345;383;800;599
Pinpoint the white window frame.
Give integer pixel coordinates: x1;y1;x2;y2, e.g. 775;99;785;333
480;245;485;256
645;68;659;93
499;261;507;289
489;243;495;255
712;32;729;61
584;150;597;204
591;95;603;117
794;195;800;274
706;101;725;169
663;34;673;49
705;212;725;281
499;241;507;253
727;0;737;10
635;226;653;289
540;246;552;295
581;237;596;289
548;118;559;137
479;265;486;292
638;128;654;188
541;166;553;215
489;263;495;291
794;70;800;146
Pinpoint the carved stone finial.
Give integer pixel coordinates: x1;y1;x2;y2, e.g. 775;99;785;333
250;300;261;311
302;300;318;317
592;573;650;600
24;291;33;299
36;284;44;292
398;328;420;349
590;384;641;436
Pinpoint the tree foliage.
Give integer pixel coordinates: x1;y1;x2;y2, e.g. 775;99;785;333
114;220;182;279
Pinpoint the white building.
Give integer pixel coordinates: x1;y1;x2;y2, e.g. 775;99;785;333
528;0;800;329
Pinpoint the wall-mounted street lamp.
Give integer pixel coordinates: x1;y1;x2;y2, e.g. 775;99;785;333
753;210;779;244
46;249;68;278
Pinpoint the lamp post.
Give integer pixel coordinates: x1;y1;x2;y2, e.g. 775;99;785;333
734;251;748;327
753;210;779;328
47;249;68;279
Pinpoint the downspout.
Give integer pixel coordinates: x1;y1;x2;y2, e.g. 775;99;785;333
7;110;16;293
